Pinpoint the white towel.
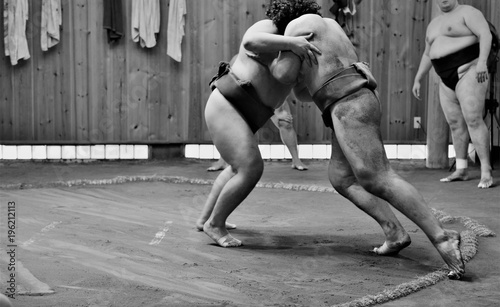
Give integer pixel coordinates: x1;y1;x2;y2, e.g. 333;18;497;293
342;0;357;16
131;0;160;48
4;0;30;65
41;0;62;51
167;0;186;62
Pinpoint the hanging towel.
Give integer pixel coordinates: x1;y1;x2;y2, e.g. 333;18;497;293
342;0;357;16
3;0;6;55
330;0;357;17
103;0;124;43
131;0;160;48
4;0;30;65
41;0;62;51
167;0;186;62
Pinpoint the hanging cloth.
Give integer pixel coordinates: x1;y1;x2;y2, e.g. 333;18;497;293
167;0;186;62
329;0;360;46
342;0;357;15
41;0;62;51
103;0;124;43
4;0;30;65
329;0;359;16
131;0;160;48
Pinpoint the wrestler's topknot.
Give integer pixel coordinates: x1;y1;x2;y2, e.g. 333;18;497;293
266;0;322;35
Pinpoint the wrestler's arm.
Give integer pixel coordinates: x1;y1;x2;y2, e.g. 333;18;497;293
270;51;302;85
242;20;320;65
268;49;312;100
270;17;317;85
416;27;434;77
412;30;433;100
463;7;492;81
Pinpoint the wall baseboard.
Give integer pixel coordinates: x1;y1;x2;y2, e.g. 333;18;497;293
0;143;476;161
0;145;149;160
184;144;475;161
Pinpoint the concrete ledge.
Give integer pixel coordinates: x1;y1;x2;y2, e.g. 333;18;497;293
0;145;152;161
182;144;439;160
0;143;476;161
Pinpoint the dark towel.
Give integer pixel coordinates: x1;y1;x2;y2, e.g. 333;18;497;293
103;0;124;43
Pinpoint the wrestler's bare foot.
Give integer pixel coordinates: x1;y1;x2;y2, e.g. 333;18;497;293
434;230;465;280
291;162;308;171
440;169;468;182
203;222;242;247
195;219;237;231
372;233;411;256
207;160;229;172
478;169;493;189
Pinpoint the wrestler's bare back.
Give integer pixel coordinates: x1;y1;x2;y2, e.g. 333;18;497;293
282;14;358;94
426;5;479;59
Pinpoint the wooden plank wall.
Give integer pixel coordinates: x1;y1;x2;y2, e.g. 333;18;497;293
0;0;498;146
0;0;268;144
346;0;430;143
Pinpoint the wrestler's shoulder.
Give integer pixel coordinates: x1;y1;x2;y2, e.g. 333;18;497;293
292;14;325;24
287;14;331;32
449;6;486;27
459;4;479;12
459;5;485;19
247;20;276;33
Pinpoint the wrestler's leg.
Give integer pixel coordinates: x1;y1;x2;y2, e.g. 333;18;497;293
331;89;464;278
196;165;237;230
455;67;493;188
201;90;264;247
328;130;410;255
272;100;308;170
438;83;470;182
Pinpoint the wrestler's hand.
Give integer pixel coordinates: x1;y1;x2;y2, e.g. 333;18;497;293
475;61;488;83
289;33;321;67
412;81;421;100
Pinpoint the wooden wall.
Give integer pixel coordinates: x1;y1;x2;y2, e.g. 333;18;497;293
0;0;268;144
0;0;498;146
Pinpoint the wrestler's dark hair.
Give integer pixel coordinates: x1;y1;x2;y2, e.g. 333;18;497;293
266;0;322;35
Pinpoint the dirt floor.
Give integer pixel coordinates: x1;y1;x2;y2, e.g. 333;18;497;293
0;158;498;307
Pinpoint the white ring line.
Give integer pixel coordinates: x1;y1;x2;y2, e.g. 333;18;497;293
149;221;172;246
21;221;62;248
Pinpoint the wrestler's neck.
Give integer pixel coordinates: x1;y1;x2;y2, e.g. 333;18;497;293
440;3;460;15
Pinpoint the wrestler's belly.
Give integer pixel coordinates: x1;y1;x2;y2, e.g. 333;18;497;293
429;35;478;59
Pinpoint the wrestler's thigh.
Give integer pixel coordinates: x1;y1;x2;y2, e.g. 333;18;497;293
330;89;390;174
205;90;261;166
455;68;488;119
272;100;293;128
438;83;464;124
328;130;356;186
